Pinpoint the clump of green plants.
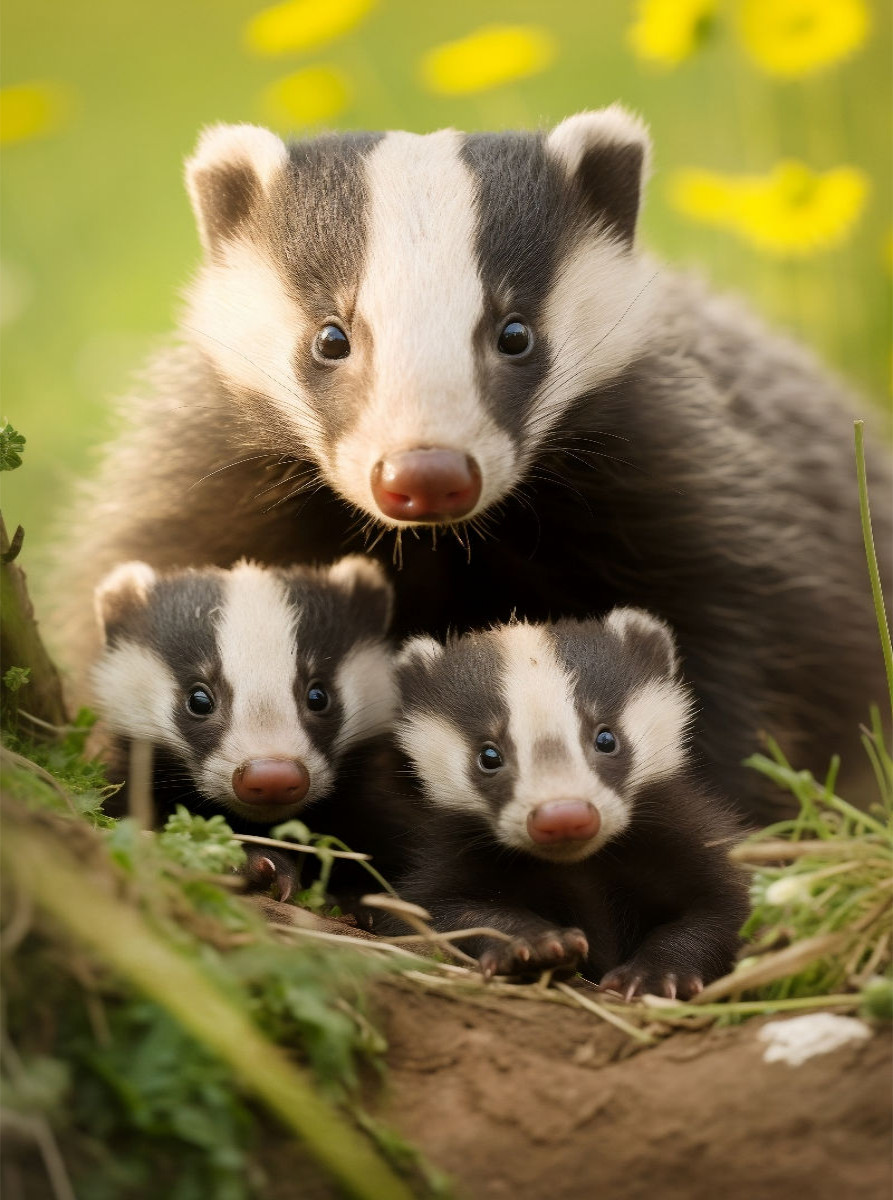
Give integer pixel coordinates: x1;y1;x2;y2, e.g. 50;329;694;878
0;751;439;1200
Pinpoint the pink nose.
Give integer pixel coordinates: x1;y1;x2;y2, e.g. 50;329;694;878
371;449;481;522
527;801;601;844
231;759;310;807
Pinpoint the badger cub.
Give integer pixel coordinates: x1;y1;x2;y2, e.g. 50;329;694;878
395;612;748;998
92;556;395;896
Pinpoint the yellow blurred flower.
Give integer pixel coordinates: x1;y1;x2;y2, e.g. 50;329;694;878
669;161;869;256
739;0;869;78
246;0;376;56
627;0;717;69
0;81;72;146
420;25;557;96
260;65;350;127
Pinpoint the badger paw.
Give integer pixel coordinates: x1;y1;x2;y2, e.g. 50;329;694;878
598;961;704;1002
479;927;589;981
242;846;300;904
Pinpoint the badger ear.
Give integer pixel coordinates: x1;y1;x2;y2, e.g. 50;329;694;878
547;105;651;243
396;635;444;671
327;556;394;635
185;123;288;254
95;562;157;642
604;607;679;677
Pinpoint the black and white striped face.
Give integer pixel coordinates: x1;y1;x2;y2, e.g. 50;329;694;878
184;107;656;528
396;610;693;864
92;557;394;824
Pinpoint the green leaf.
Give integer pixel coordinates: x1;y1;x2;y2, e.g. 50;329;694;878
3;666;31;693
0;421;26;471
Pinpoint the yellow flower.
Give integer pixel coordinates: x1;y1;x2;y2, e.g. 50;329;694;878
669;161;869;257
420;25;557;96
0;81;72;146
246;0;376;57
260;66;350;127
739;0;870;78
627;0;718;69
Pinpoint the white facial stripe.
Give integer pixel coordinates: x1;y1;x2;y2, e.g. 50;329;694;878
91;643;187;753
332;130;517;522
494;623;632;858
622;678;693;790
397;712;485;817
198;563;330;806
530;240;658;446
183;241;326;460
333;642;395;752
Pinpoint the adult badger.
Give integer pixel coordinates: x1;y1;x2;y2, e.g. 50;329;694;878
58;107;891;821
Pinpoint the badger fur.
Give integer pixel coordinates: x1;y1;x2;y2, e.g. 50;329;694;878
390;612;749;995
58;107;892;822
92;555;397;897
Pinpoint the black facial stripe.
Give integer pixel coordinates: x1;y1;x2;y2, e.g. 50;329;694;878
264;133;383;450
399;631;520;818
139;574;233;763
293;673;344;759
462;132;577;440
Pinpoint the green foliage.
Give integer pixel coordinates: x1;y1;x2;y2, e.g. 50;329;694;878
158;806;247;874
271;818;397;912
3;665;31;692
2;746;437;1199
0;420;26;471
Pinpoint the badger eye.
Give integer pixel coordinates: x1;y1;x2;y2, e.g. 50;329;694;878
497;319;532;357
314;323;350;361
306;681;330;712
477;743;504;772
595;728;618;754
186;685;215;718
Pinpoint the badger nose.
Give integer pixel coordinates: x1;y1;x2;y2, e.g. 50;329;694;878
527;800;601;844
371;449;481;522
231;759;310;807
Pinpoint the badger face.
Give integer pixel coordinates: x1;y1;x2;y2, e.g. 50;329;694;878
92;557;394;824
396;609;692;864
183;108;657;531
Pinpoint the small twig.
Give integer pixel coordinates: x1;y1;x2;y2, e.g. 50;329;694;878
127;739;154;831
17;710;81;736
235;832;370;861
692;932;847;1003
267;921;475;975
356;896;479;967
0;1111;77;1200
1;524;24;563
0;748;78;816
555;982;655;1044
732;838;889;862
379;926;515;947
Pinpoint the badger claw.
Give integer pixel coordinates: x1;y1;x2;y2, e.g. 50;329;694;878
242;846;299;904
599;961;704;1001
480;927;588;980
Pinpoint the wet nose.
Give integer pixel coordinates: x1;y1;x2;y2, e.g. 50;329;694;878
527;800;601;844
231;758;310;808
371;448;481;522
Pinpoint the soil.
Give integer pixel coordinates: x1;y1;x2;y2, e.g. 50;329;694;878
372;979;892;1200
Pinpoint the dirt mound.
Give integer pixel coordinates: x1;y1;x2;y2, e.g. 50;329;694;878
375;981;892;1200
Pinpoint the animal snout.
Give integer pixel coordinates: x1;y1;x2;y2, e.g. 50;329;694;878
370;448;481;522
231;758;310;807
527;800;601;844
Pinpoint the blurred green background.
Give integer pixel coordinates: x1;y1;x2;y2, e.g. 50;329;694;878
1;0;891;607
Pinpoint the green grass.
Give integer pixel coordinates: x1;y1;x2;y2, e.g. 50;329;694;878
2;0;891;612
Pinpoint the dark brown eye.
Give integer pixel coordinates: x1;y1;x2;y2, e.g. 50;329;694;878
497;320;532;356
477;743;504;771
595;728;618;754
186;685;215;718
315;323;350;361
306;681;330;712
